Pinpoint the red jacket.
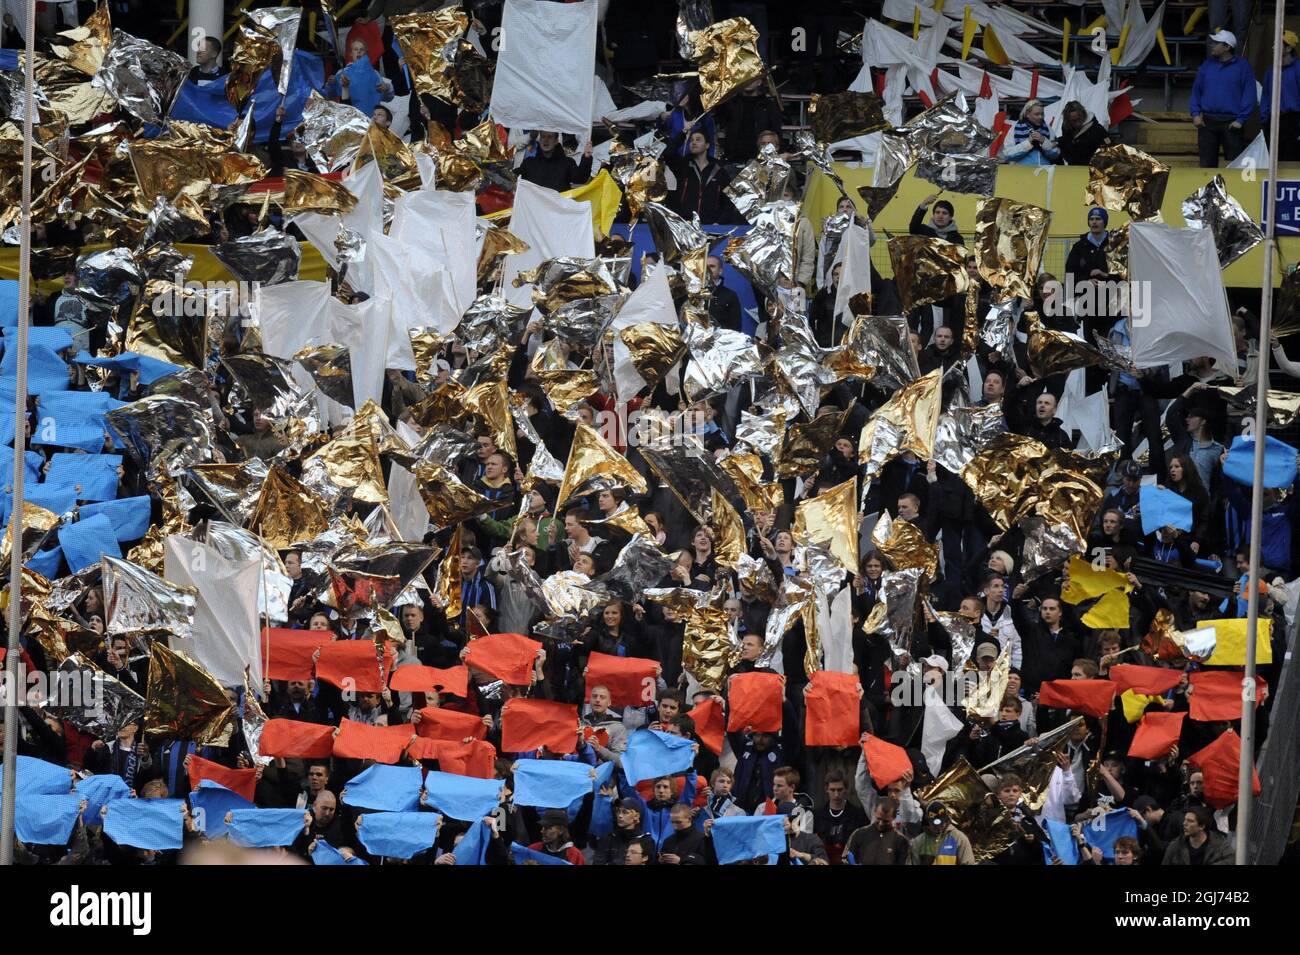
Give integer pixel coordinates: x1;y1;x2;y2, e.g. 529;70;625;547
528;841;586;864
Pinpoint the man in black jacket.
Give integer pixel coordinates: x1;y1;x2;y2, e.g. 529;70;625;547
1015;391;1074;449
1015;596;1081;694
707;256;743;331
518;131;594;193
659;803;711;864
665;123;742;225
910;194;965;244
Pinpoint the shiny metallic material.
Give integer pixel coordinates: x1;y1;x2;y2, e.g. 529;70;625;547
94;31;189;125
933;402;1006;475
298;91;372;173
974;197;1052;301
1085;143;1170;221
247;7;302;96
888;235;970;313
871;514;938;582
794;477;860;576
808;91;889;144
688;17;766;113
915;151;998;197
106;395;214;480
212;228;301;286
1180;174;1264;268
102;555;196;641
143;641;236;743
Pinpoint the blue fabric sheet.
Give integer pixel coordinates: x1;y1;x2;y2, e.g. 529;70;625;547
6;755;72;795
73;351;183;388
1042;819;1081;864
1224;434;1299;489
1138;485;1194;535
45;453;122;502
228;808;308;848
421;771;504;822
26;545;62;579
189;780;255;839
170;51;326;145
33;389;125;452
1081;808;1139;861
12;792;82;846
621;729;697;785
450;819;492;865
1;485;78;529
80;496;153;544
511;759;594;810
0;279;17;326
311;838;369;865
711;815;786;864
357;811;441;860
0;327;74;395
58;512;122;574
102;797;185;851
340;764;423;812
74;773;132;825
509;841;572;865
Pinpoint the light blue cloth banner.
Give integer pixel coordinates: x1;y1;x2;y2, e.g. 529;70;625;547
340;765;423;813
80;497;153;543
451;819;492;865
621;729;697;785
73;351;183;388
26;546;62;578
58;513;122;574
0;327;74;395
189;780;254;839
1081;808;1139;861
12;792;82;846
34;390;125;452
5;755;72;795
228;808;308;848
102;797;185;851
0;485;78;528
0;445;44;484
1042;818;1080;865
45;453;122;502
1139;485;1194;535
0;279;17;327
512;760;594;810
509;841;571;865
588;760;617;839
711;815;786;865
74;773;131;825
357;811;441;860
421;771;504;822
170;51;326;144
311;838;368;865
1224;434;1299;489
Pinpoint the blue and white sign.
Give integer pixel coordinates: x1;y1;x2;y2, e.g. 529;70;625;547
1261;180;1300;236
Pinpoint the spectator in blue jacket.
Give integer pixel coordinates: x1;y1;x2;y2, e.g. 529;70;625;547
1261;30;1300;163
1189;31;1258;167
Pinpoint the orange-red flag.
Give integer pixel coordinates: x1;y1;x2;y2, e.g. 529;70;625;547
501;698;578;754
1109;664;1184;696
259;718;336;759
1127;711;1185;760
464;633;543;685
804;671;862;747
1188;671;1265;722
187;753;257;802
261;628;332;682
406;738;498;778
1187;730;1260;808
389;664;470;698
1037;679;1117;718
861;734;913;789
584;652;658;708
725;672;784;733
416;706;489;742
331;719;415;764
315;640;395;693
687;698;726;756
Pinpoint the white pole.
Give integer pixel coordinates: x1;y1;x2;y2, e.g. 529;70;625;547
1238;0;1286;866
0;0;37;867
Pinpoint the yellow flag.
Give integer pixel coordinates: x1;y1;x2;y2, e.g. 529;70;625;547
1121;689;1159;723
1110;23;1131;64
1082;589;1131;629
1202;618;1273;666
982;25;1010;66
1183;6;1206;34
961;6;977;60
1061;555;1130;605
1155;28;1171;65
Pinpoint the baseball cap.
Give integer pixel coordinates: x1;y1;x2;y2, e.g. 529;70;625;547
976;642;999;660
1209;30;1237;47
920;654;949;672
1119;460;1142;479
